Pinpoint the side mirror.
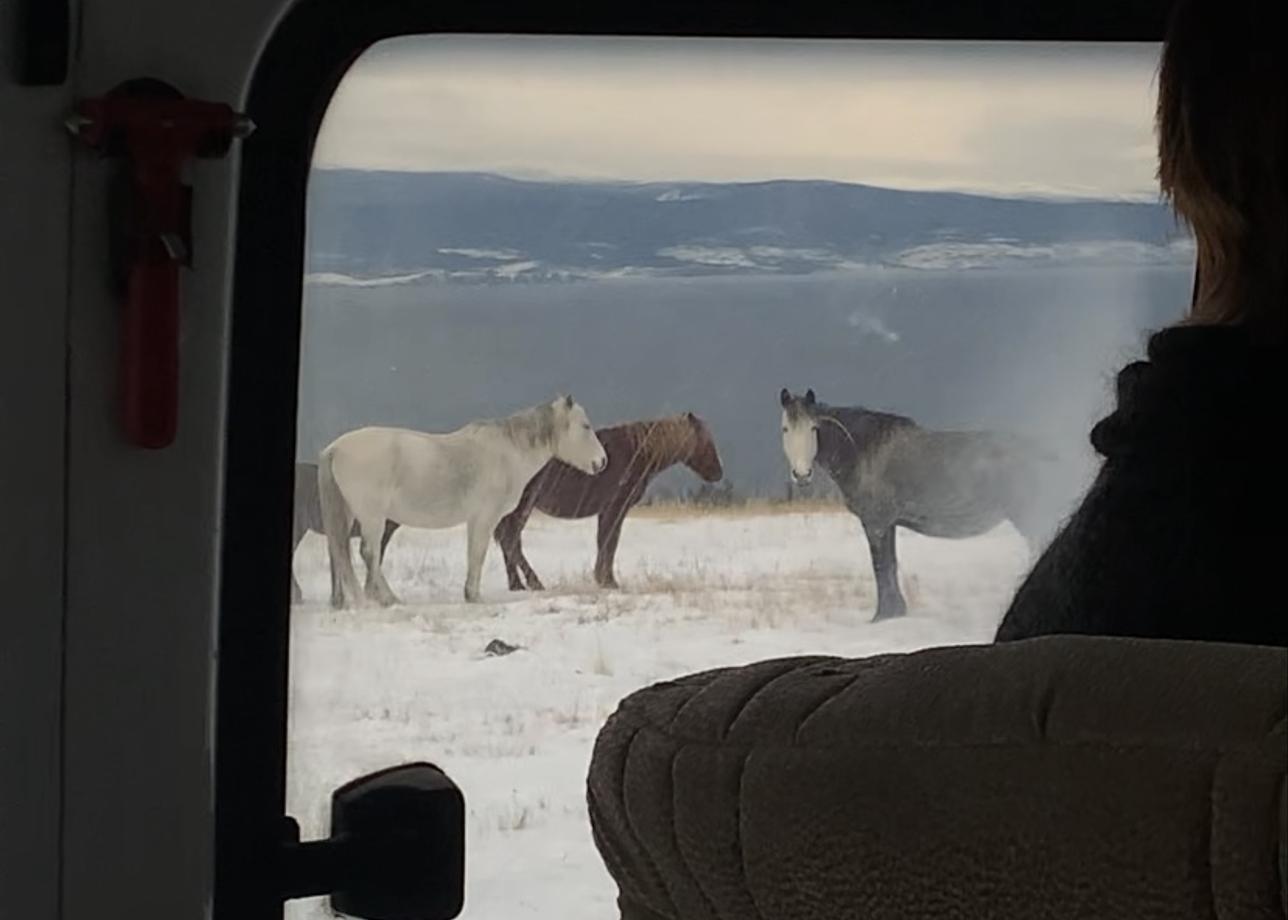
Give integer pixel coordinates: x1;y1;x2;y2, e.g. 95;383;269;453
280;762;465;920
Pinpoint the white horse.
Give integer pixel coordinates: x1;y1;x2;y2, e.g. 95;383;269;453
318;395;607;607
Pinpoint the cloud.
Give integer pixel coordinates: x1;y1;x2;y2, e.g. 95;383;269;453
313;37;1163;199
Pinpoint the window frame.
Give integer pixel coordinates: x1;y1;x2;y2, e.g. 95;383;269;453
217;2;1172;916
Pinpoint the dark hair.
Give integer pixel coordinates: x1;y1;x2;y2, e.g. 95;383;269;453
1157;0;1285;340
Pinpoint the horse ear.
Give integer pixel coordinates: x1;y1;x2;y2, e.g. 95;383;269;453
805;389;816;406
686;411;697;424
563;394;574;410
779;387;791;407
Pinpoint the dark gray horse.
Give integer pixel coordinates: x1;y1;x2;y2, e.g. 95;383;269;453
780;388;1053;622
292;462;397;605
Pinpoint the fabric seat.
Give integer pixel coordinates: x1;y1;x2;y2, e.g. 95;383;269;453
587;636;1288;919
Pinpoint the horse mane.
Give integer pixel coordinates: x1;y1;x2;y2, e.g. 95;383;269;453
609;415;696;466
812;402;917;460
475;402;559;450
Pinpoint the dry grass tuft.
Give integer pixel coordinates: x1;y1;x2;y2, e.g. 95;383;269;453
630;497;845;521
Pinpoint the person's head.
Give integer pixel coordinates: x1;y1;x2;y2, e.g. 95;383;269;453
1158;0;1285;341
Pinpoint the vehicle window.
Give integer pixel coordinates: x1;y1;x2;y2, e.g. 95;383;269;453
288;36;1186;919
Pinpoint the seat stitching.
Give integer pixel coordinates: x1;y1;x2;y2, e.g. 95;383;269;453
619;724;681;917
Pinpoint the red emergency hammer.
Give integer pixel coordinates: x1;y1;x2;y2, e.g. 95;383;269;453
66;78;253;449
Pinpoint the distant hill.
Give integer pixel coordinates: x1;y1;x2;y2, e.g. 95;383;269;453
306;170;1190;284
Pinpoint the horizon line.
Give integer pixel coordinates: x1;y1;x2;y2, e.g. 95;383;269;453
310;166;1163;206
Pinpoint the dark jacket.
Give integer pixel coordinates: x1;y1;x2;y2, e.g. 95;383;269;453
996;325;1286;647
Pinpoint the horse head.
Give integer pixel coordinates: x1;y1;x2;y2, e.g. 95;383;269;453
779;388;819;485
682;411;724;483
551;395;607;475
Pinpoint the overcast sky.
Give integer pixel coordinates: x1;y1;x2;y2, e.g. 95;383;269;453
313;37;1163;200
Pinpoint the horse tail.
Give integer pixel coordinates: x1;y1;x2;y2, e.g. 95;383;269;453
318;447;357;606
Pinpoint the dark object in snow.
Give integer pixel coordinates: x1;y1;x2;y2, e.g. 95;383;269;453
484;639;521;657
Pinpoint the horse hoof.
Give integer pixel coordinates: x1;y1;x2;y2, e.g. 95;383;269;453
871;607;907;623
527;581;545;592
508;582;527;592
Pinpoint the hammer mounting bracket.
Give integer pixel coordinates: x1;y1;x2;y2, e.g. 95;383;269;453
67;78;254;449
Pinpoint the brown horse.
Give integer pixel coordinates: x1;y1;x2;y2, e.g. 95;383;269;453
494;412;723;590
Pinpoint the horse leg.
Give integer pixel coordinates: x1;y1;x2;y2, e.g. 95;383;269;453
347;521;400;605
327;546;342;608
594;503;629;589
327;526;351;609
359;517;400;607
497;482;544;591
317;455;364;609
464;517;494;603
288;512;307;603
380;519;399;558
516;542;544;592
506;513;545;591
328;529;363;610
494;513;528;592
506;526;544;591
864;522;907;622
289;530;304;604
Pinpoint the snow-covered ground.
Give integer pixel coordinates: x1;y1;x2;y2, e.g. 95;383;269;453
285;507;1030;919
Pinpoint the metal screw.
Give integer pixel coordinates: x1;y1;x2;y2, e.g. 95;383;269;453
159;233;189;263
64;113;93;136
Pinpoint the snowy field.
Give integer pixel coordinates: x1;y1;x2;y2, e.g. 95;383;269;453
285;507;1031;919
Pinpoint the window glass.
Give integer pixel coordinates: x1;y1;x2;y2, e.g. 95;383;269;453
289;37;1187;919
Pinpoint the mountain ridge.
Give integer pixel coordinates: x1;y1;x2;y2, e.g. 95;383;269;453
306;170;1190;284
